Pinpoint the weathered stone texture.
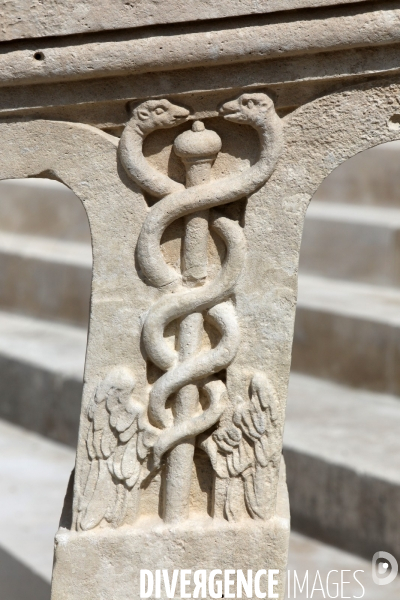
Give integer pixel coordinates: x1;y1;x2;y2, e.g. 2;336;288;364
2;1;400;598
1;0;377;42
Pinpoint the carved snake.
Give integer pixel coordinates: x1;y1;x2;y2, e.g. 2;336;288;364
119;95;283;466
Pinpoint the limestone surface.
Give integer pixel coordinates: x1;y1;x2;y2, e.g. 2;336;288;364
2;2;400;598
0;0;375;42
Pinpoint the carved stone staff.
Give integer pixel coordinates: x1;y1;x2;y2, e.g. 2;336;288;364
166;121;222;522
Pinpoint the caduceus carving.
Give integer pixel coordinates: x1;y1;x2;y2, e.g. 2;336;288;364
78;94;283;529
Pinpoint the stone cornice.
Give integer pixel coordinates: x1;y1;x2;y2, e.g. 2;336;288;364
0;0;381;43
0;2;399;89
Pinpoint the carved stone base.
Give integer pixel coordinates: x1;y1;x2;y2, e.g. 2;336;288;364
51;469;289;600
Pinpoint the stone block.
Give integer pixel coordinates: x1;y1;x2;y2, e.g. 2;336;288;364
0;0;376;43
51;468;289;600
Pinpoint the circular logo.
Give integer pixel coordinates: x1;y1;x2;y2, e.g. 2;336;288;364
372;552;398;586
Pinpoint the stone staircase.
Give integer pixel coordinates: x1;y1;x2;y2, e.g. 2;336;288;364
1;145;400;594
0;179;90;447
286;140;400;560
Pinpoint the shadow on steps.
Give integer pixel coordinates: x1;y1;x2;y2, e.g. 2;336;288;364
0;544;50;600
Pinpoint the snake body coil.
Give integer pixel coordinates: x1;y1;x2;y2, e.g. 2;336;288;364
119;94;283;465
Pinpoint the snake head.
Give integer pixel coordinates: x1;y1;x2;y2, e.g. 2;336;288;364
220;93;275;126
131;99;190;133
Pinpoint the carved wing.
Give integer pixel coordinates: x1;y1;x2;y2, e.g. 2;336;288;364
78;367;157;531
200;372;279;521
229;373;279;519
233;372;279;468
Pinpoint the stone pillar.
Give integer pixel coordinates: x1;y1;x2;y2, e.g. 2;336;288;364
1;2;400;599
51;91;289;599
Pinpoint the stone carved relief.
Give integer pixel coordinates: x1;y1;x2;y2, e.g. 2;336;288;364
78;367;159;531
200;372;280;521
3;82;400;599
78;93;284;529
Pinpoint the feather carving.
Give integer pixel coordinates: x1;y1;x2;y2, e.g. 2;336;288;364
200;372;280;521
78;366;158;531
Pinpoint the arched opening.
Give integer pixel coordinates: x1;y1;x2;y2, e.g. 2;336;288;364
285;140;400;596
0;118;142;600
0;178;91;599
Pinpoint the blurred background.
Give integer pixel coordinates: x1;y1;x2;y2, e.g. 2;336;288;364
1;142;400;599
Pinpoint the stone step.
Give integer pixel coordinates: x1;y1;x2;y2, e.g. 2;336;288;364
293;274;400;394
0;419;75;589
287;531;400;599
300;202;400;287
0;545;50;600
0;179;90;243
0;310;86;446
1;417;399;600
284;372;400;564
313;140;400;208
0;230;91;326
